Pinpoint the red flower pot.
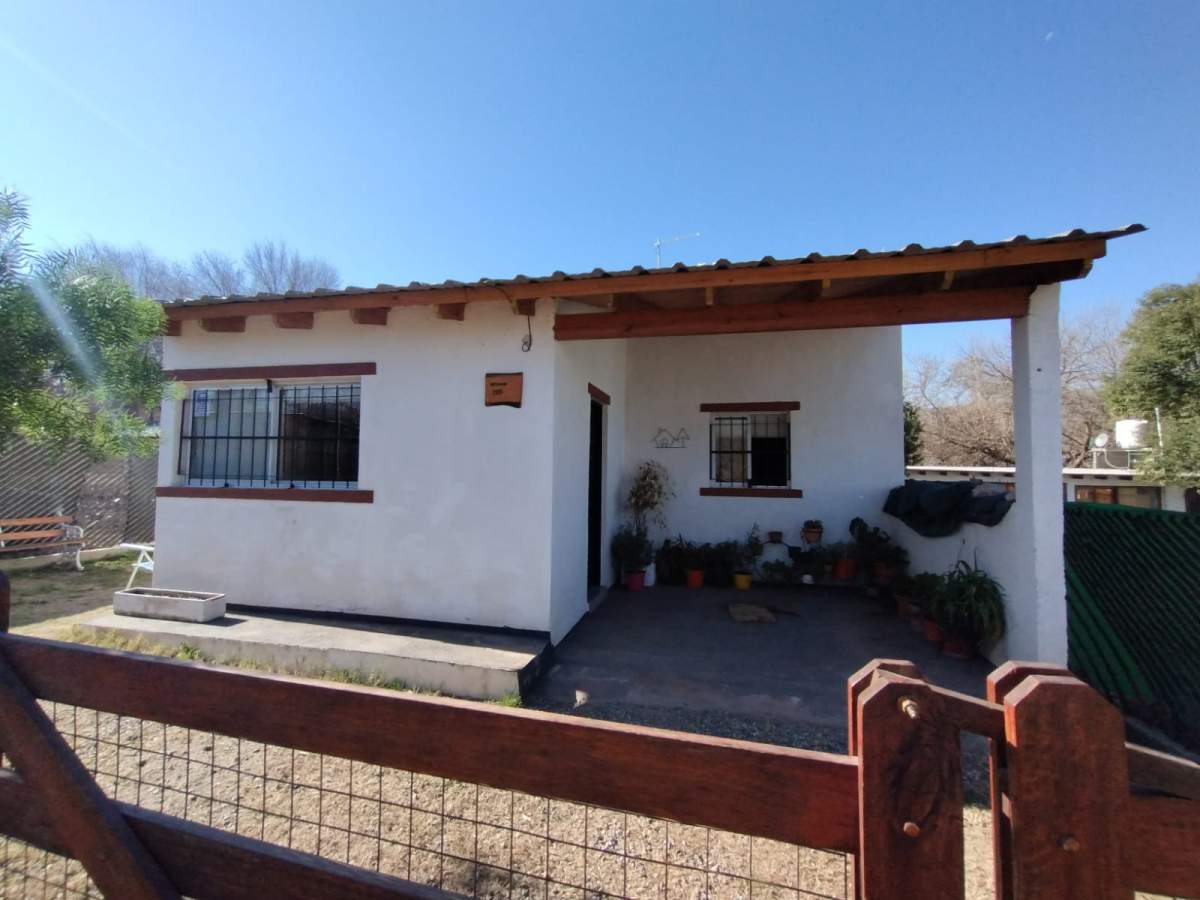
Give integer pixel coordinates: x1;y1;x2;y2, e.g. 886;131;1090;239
626;571;646;592
685;569;705;589
833;558;857;582
922;617;942;644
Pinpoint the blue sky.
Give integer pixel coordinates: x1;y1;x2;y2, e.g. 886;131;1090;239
3;1;1198;359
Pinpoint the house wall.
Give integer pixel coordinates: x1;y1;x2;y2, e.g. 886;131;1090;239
549;304;627;641
154;301;558;634
621;327;905;547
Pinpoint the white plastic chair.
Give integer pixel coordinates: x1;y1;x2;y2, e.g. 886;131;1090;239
120;543;155;590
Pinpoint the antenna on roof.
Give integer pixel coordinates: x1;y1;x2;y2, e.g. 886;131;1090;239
653;232;701;268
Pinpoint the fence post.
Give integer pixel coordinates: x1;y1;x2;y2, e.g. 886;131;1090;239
856;668;964;900
1003;673;1129;899
986;662;1071;900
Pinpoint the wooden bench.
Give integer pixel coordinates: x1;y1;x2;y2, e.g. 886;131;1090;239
0;516;85;570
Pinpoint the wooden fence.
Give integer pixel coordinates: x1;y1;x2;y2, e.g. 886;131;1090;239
0;572;1197;899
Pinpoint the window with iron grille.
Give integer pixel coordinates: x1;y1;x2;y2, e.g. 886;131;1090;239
709;413;791;488
179;383;360;489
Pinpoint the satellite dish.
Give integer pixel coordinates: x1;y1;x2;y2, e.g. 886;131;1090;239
1093;432;1109;449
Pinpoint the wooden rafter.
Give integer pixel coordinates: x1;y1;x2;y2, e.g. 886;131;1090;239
200;316;246;333
554;287;1032;341
435;303;466;321
272;311;314;329
350;307;389;326
165;237;1109;322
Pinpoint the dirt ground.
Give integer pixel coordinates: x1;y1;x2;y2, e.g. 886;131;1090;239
2;553;135;634
0;562;1175;899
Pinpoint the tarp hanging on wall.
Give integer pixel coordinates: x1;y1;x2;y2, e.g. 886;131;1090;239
883;479;1013;537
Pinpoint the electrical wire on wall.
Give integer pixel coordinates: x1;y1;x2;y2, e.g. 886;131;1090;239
522;314;533;352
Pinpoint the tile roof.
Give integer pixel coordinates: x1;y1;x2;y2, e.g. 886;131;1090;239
164;224;1145;307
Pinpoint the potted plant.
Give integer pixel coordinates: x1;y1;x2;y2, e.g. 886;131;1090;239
932;561;1007;659
732;525;763;590
801;519;824;545
655;536;690;586
869;542;910;587
760;559;794;586
625;461;674;587
683;540;707;589
611;525;653;592
905;572;943;633
830;542;858;581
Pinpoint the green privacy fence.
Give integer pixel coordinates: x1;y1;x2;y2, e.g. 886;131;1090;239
1065;501;1200;748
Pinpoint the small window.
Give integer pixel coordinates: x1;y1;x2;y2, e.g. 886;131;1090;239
1074;485;1161;509
709;413;791;488
179;383;360;489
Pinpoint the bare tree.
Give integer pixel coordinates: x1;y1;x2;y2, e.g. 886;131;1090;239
906;309;1124;467
71;239;194;301
191;250;246;297
242;240;339;294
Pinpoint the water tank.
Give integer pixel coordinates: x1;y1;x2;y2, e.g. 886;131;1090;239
1114;419;1151;450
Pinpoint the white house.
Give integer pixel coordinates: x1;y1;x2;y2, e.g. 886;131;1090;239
154;226;1142;662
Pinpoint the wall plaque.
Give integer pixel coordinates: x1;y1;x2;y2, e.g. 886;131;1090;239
485;372;523;408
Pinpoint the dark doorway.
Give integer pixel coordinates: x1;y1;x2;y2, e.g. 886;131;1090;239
587;400;604;586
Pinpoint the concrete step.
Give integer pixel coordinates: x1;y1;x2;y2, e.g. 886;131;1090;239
75;609;549;701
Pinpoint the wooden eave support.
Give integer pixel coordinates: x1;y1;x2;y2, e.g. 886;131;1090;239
163;318;182;336
436;303;466;321
350;307;389;326
271;311;314;329
510;299;536;316
199;316;246;333
164;237;1108;323
554;286;1032;340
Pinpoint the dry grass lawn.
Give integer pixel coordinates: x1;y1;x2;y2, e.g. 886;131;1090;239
2;553;136;634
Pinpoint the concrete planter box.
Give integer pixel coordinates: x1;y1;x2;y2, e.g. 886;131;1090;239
113;587;227;623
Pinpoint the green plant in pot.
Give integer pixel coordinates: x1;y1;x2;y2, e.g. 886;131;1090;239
682;540;708;589
907;572;945;633
611;525;653;592
655;535;690;586
624;461;674;587
869;541;910;587
733;525;763;590
801;518;824;545
931;561;1006;658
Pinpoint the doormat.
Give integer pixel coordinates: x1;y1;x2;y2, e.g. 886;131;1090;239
728;603;776;624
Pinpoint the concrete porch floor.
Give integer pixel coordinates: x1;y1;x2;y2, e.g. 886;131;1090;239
74;608;549;701
531;584;991;731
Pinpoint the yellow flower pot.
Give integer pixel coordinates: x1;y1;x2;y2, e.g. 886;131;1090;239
733;573;752;591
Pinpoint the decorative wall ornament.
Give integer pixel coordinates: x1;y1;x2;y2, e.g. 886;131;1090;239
652;428;690;449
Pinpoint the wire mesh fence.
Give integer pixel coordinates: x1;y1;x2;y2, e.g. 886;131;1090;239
1;701;854;900
0;439;157;551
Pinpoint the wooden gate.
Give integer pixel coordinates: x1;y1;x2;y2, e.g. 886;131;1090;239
0;574;1197;899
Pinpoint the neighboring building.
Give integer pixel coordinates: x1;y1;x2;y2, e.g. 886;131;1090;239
153;226;1142;663
906;465;1195;513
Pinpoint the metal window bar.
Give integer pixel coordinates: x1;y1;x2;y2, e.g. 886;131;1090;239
179;384;360;490
709;414;790;487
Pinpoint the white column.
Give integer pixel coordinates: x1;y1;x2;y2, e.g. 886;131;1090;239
1007;284;1067;663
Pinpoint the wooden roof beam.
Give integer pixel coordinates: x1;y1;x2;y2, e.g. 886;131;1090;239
272;311;314;329
554;287;1032;341
436;303;466;321
165;238;1108;321
350;307;389;326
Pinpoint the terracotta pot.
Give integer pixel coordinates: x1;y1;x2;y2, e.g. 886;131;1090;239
802;528;823;545
767;531;784;544
733;572;752;591
941;635;975;660
922;617;942;644
895;595;913;618
626;571;646;592
685;569;705;589
833;558;857;581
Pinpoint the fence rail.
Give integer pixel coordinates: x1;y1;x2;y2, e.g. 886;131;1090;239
0;573;1198;899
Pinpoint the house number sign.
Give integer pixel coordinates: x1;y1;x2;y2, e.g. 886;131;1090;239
485;372;523;408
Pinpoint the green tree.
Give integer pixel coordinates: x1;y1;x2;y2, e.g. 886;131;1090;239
0;189;167;458
1105;279;1200;486
903;400;924;465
